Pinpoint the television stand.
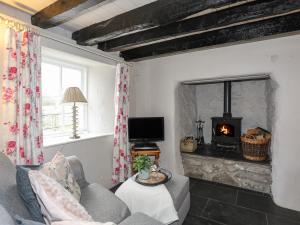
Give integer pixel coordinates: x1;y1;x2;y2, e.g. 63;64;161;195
131;146;160;168
134;142;158;149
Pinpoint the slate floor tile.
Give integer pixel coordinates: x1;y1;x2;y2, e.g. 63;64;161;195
183;215;224;225
267;214;300;225
190;179;237;204
189;178;198;189
202;199;267;225
237;190;300;222
189;195;208;217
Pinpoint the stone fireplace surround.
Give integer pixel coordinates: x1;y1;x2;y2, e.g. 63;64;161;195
178;74;276;193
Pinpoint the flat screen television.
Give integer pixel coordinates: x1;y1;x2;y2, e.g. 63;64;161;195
128;117;164;142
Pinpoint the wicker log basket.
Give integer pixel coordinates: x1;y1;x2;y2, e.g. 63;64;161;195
180;137;197;153
241;127;271;161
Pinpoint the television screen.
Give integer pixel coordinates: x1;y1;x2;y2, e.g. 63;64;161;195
128;117;164;142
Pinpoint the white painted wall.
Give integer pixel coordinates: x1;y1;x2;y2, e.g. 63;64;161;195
43;135;114;188
131;35;300;211
88;65;116;134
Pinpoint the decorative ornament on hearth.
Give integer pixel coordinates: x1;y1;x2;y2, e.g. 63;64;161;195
180;136;197;153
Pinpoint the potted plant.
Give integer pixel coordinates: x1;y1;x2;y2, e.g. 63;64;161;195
133;155;152;180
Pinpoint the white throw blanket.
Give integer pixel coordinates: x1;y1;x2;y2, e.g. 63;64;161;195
115;176;178;224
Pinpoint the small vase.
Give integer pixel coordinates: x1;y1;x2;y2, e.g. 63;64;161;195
139;169;150;180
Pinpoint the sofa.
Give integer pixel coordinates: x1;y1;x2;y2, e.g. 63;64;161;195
0;152;190;224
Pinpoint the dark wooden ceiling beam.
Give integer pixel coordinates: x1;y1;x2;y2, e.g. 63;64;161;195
120;12;300;61
72;0;246;45
32;0;108;29
98;0;300;52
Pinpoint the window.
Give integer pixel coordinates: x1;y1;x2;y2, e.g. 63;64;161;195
42;58;87;137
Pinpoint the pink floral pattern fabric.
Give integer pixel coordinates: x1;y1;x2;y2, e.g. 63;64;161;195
29;170;93;224
40;151;81;201
0;28;43;165
112;64;131;183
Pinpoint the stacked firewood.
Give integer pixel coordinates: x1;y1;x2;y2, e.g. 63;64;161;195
241;127;271;161
241;127;271;145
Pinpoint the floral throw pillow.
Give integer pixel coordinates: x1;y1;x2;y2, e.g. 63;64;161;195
40;151;81;201
28;170;93;224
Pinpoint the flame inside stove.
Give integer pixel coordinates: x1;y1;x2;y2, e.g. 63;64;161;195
220;125;230;135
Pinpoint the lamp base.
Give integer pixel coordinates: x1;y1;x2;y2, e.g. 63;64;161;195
70;135;80;139
71;102;80;140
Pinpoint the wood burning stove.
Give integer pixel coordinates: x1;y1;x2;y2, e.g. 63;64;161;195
211;81;242;147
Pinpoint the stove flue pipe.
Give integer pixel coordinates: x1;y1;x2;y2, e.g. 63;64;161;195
223;81;232;118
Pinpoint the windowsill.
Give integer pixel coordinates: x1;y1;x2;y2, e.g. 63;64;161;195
43;132;114;148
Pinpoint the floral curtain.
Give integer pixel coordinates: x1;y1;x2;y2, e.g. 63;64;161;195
112;63;131;183
0;28;44;165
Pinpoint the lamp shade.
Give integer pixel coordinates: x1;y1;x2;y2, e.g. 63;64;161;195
62;87;87;103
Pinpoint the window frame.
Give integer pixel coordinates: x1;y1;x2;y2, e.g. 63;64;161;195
41;57;88;137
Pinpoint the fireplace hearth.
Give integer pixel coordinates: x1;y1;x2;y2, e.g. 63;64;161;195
211;81;242;149
178;75;273;193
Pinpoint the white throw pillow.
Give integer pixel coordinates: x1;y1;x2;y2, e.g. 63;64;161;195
52;222;116;225
29;170;93;225
40;151;81;201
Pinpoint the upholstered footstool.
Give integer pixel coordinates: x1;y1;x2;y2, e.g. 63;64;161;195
67;156;190;225
116;173;190;225
165;173;190;225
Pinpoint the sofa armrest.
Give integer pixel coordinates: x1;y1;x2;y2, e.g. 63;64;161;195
66;156;89;189
118;213;164;225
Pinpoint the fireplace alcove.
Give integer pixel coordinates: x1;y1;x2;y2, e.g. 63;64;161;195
177;74;276;193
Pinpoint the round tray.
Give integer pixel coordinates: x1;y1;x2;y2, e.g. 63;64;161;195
135;169;172;186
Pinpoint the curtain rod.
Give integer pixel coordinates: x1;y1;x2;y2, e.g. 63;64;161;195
0;13;131;66
39;33;131;66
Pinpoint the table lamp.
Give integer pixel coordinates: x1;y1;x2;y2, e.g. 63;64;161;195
62;87;87;139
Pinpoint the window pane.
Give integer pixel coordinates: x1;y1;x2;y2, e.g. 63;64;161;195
42;62;62;135
62;67;82;92
62;105;73;132
42;61;87;136
78;105;85;129
42;62;60;97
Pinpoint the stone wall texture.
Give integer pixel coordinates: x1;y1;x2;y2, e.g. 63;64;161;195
182;153;272;193
177;84;197;138
178;79;275;143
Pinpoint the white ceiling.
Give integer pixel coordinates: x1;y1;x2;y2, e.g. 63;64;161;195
1;0;157;31
0;0;56;14
64;0;157;31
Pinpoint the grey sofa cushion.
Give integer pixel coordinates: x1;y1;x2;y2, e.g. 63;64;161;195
165;173;189;211
0;153;31;220
67;156;89;189
15;215;45;225
80;183;130;224
119;213;164;225
0;205;15;225
16;166;45;223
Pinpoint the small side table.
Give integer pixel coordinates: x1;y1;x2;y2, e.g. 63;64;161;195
131;148;160;168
